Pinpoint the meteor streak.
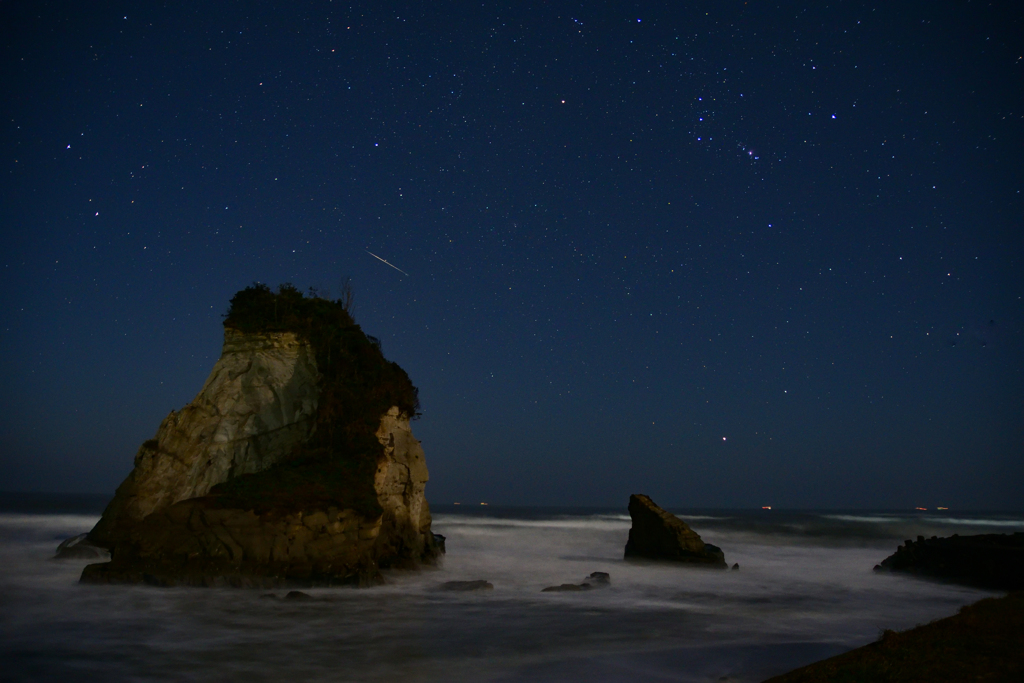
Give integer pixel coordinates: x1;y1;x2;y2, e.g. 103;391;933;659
365;250;409;276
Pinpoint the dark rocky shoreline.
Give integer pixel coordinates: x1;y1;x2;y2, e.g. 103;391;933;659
763;591;1024;682
765;533;1024;681
874;532;1024;590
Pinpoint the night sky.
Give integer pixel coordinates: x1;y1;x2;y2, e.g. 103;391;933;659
2;1;1022;509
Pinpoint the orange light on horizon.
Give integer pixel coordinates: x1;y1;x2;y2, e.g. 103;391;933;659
937;507;948;510
915;507;927;511
480;502;488;506
762;506;772;510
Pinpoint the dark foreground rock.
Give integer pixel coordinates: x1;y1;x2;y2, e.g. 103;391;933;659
54;533;109;560
875;532;1024;590
623;494;726;567
542;571;611;592
763;592;1024;682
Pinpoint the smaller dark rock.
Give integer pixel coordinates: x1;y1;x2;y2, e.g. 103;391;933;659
54;533;108;560
624;494;727;567
440;580;493;591
284;591;313;600
542;583;586;592
433;533;446;554
731;563;740;571
543;572;610;592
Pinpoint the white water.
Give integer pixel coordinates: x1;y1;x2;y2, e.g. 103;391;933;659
1;509;1014;682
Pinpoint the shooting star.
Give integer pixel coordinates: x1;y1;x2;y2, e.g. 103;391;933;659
366;250;410;277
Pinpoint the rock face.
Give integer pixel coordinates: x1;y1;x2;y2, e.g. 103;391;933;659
623;494;726;567
82;498;387;587
372;407;434;568
89;329;320;548
875;533;1024;590
81;284;439;587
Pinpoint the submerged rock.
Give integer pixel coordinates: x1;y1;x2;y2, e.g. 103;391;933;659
875;532;1024;590
440;580;493;591
78;284;441;587
623;494;726;567
54;533;109;560
542;583;585;592
541;571;611;592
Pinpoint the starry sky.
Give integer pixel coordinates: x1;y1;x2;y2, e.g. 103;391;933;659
2;1;1022;509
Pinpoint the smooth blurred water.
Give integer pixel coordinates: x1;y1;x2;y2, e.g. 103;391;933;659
1;499;1019;682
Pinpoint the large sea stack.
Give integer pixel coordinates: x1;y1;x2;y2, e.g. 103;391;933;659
624;494;726;567
80;284;440;587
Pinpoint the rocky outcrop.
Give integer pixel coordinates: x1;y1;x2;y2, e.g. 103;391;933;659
80;285;440;587
623;494;726;567
81;500;384;587
371;407;435;568
874;532;1024;590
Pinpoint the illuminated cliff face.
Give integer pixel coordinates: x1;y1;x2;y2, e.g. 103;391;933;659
373;406;434;568
132;330;317;520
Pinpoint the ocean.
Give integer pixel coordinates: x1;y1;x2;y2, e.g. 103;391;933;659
1;494;1020;682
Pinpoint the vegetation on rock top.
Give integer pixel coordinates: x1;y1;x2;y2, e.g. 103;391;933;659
211;283;420;518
